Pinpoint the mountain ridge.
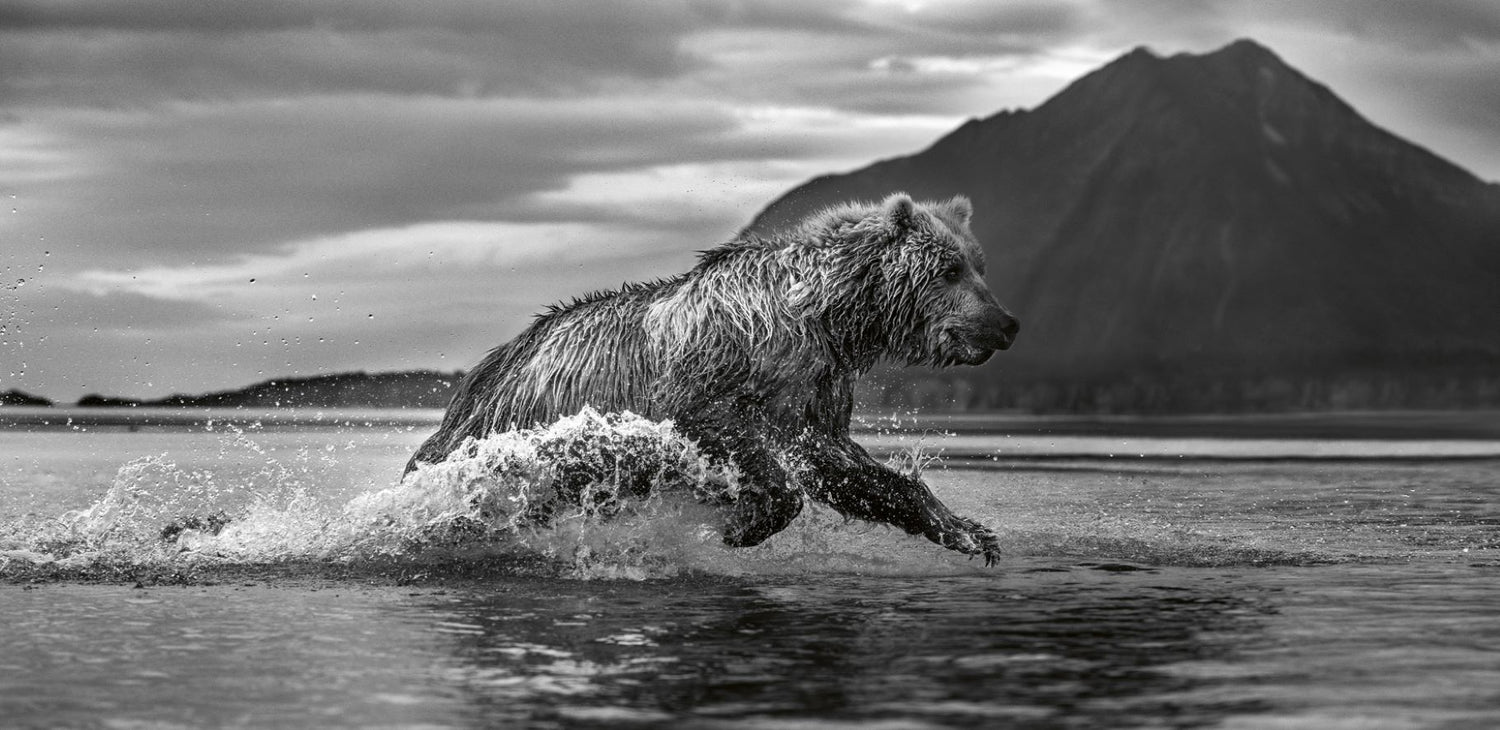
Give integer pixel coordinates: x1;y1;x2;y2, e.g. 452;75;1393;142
67;370;462;410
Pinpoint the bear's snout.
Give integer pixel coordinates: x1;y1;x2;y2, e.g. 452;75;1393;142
940;305;1018;366
995;311;1020;350
972;308;1019;352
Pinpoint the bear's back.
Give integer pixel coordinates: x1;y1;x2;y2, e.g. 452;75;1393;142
480;280;672;429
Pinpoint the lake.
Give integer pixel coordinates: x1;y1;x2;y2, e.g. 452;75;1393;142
2;409;1499;728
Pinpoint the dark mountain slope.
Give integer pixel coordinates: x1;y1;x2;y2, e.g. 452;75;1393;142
75;370;462;409
0;389;51;406
747;39;1500;411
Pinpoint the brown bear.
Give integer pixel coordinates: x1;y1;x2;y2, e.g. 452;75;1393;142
405;193;1019;564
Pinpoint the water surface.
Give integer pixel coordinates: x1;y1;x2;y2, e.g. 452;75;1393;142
2;415;1498;728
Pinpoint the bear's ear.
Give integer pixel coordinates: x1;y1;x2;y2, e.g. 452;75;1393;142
945;195;973;225
881;192;917;231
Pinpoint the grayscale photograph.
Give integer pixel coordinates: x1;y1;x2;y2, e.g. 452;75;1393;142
2;1;1498;727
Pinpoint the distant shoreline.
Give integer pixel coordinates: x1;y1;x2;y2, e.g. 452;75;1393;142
5;406;1500;441
0;406;445;431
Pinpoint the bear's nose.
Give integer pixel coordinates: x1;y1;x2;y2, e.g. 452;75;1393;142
1000;314;1020;339
986;310;1019;350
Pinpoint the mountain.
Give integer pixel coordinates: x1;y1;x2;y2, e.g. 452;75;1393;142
76;370;462;409
0;389;52;406
747;39;1500;412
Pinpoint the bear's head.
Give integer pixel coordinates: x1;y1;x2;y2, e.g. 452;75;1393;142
801;192;1019;368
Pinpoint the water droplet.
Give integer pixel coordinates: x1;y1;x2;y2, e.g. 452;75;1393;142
249;278;257;283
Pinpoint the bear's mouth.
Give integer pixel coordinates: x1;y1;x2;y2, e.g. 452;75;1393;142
958;346;995;365
940;329;1004;366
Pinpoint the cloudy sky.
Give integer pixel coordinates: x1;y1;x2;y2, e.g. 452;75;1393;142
3;0;1498;402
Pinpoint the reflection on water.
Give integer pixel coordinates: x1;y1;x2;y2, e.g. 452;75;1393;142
1;566;1281;728
1167;564;1500;729
421;569;1273;727
8;562;1495;728
0;585;461;728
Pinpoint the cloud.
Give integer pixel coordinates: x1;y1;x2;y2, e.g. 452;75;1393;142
13;286;233;332
0;1;965;108
68;220;689;299
12;95;740;268
1241;0;1500;51
672;1;1098;115
0;1;703;104
882;0;1084;40
0;120;80;186
0;0;644;33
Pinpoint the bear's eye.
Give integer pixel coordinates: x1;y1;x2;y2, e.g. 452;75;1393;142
941;263;964;283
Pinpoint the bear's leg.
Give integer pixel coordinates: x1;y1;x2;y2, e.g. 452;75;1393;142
677;414;804;547
721;448;804;547
798;440;1001;565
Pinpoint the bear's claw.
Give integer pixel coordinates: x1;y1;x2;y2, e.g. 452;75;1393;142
963;525;1002;567
934;515;1001;567
978;530;1002;568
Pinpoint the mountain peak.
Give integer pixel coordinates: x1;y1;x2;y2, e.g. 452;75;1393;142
1036;37;1359;151
1202;37;1284;65
1037;38;1308;118
1118;37;1282;64
1185;37;1309;90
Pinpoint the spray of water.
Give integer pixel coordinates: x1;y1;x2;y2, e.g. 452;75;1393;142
1;408;776;580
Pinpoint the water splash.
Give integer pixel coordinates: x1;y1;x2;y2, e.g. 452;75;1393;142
1;408;752;581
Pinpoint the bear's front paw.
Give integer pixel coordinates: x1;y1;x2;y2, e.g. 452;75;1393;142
935;516;1002;567
975;527;1002;568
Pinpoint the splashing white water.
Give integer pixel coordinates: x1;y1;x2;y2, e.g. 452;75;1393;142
3;408;777;578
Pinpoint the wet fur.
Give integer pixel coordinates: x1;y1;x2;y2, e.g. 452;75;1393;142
407;193;1017;563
